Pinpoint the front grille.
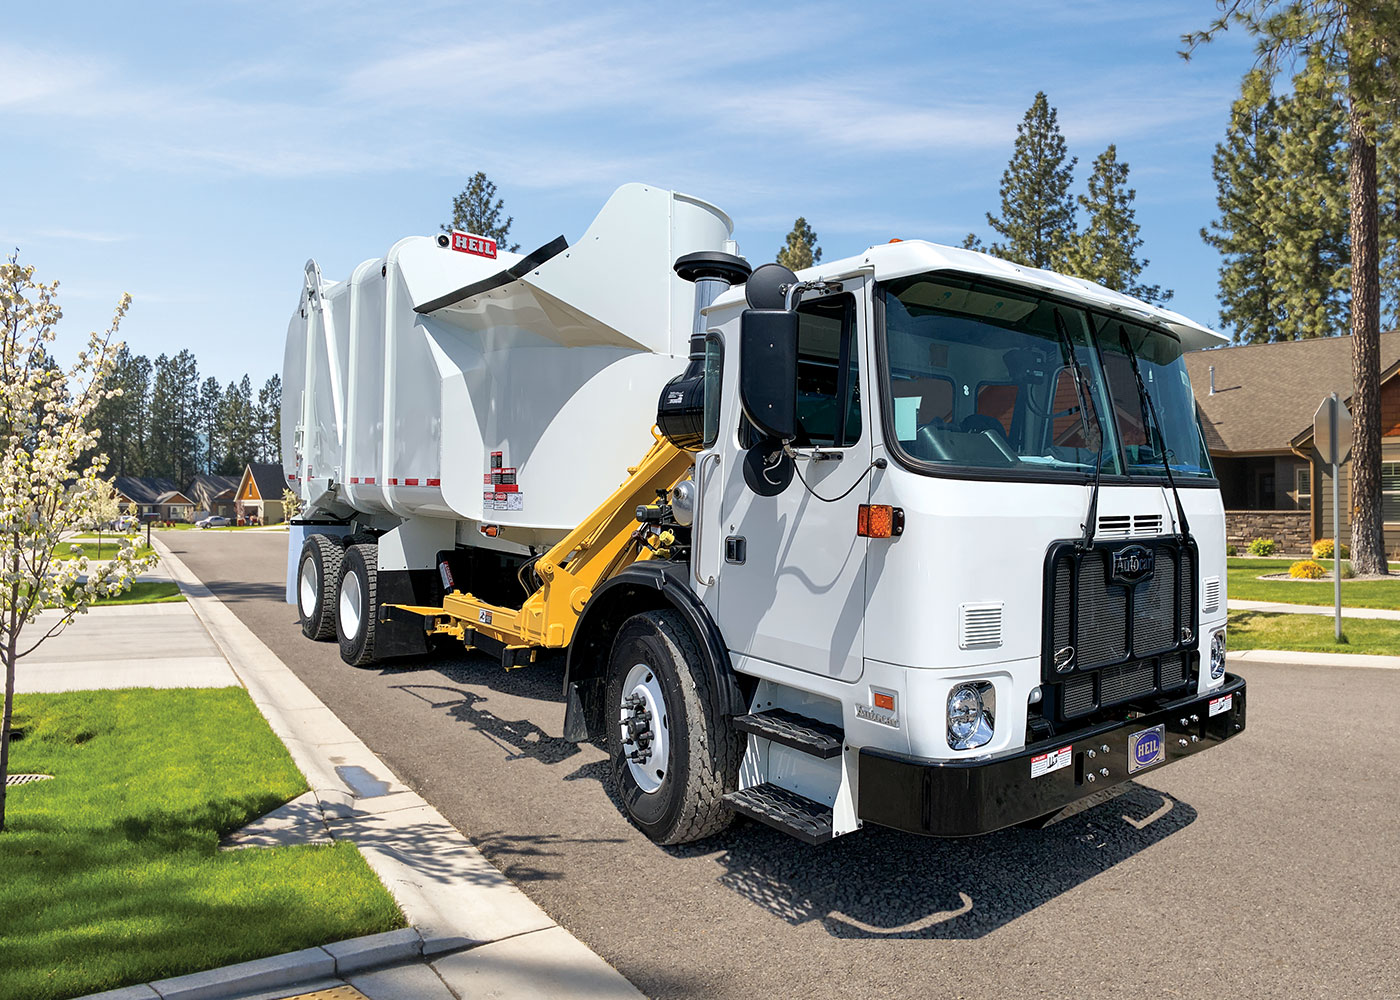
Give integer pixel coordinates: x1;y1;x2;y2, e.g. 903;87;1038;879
1043;538;1198;721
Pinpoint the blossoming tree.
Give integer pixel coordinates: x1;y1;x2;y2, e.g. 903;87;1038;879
1;254;158;831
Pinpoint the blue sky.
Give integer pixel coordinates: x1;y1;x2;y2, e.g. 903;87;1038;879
3;1;1257;387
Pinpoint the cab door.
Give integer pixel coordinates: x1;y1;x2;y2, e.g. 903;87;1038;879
713;287;872;682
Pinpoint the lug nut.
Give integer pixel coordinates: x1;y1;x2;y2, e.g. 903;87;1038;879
1087;773;1096;783
1178;738;1189;747
1087;749;1096;759
1190;714;1200;723
1100;768;1109;777
1100;745;1110;753
1179;717;1189;727
1191;735;1200;743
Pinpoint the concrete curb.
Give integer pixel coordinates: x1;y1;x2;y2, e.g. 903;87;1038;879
1228;598;1400;621
1228;648;1400;670
84;929;429;1000
118;537;645;1000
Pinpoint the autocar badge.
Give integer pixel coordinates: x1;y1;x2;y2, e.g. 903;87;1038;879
1109;544;1155;586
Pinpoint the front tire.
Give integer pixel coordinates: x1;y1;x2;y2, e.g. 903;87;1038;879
605;610;739;845
298;534;343;640
337;543;379;666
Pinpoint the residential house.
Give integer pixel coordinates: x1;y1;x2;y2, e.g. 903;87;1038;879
235;462;289;525
111;476;197;523
185;473;239;520
1184;331;1400;555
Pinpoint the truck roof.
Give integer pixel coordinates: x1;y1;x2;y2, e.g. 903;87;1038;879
707;239;1227;351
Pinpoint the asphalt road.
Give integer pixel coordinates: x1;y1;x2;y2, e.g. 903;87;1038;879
165;529;1400;999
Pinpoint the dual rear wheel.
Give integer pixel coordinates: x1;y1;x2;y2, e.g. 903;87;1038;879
296;534;378;666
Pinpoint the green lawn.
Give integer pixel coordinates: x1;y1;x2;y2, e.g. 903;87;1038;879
53;541;155;561
1226;558;1400;610
92;581;185;605
1228;609;1400;656
0;689;403;1000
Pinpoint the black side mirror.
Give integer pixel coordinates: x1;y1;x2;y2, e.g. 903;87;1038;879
739;309;798;442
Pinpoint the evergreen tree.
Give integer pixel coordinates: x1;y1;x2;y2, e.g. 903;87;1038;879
146;350;200;483
146;353;175;479
442;172;520;251
776;217;823;271
199;376;222;475
986;92;1078;269
1201;82;1287;342
216;376;255;475
1186;0;1400;574
1065;145;1172;304
125;352;151;475
256;374;282;463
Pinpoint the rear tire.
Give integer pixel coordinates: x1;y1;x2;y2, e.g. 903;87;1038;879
605;610;739;845
337;543;379;666
298;534;343;640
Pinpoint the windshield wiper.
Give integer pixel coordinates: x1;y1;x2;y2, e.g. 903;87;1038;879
1119;324;1191;544
1053;309;1104;551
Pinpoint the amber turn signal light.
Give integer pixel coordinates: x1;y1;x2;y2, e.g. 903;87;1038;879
857;504;905;538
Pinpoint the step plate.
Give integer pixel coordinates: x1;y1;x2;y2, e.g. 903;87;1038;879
724;782;834;845
733;708;843;759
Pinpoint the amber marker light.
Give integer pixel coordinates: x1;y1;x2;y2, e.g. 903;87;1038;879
857;504;905;538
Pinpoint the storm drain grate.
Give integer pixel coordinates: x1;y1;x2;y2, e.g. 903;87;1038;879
6;774;54;787
276;988;370;1000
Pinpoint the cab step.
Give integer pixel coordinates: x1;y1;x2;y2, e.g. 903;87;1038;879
733;708;843;759
723;782;834;845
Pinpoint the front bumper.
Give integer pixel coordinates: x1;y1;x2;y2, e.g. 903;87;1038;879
857;673;1247;837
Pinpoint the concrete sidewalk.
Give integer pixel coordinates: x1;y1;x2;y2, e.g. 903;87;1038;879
1228;598;1400;621
61;539;644;1000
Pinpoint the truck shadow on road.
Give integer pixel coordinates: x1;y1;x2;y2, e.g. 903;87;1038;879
687;782;1195;940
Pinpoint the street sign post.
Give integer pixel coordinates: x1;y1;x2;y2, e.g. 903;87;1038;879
1313;394;1353;641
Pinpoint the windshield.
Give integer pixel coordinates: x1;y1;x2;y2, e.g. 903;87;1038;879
880;274;1213;480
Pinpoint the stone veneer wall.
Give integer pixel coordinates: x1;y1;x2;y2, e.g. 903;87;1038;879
1225;510;1312;555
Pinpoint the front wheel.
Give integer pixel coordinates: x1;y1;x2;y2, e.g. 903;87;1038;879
605;610;739;845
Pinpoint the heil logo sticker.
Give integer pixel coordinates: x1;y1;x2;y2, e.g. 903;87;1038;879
1128;725;1165;773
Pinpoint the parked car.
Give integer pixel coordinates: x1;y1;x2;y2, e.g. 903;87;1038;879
197;515;232;528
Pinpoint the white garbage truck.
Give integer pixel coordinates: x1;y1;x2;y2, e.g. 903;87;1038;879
282;182;1246;845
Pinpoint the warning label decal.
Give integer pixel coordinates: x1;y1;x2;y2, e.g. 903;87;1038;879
1030;745;1073;779
483;452;524;511
1208;694;1233;717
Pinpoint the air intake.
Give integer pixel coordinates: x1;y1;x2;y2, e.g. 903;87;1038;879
1097;514;1164;538
1203;576;1221;614
959;603;1004;649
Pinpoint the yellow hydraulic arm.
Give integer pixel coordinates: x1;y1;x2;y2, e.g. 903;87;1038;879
387;430;692;666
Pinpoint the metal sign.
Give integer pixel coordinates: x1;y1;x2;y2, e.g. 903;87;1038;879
1314;394;1353;466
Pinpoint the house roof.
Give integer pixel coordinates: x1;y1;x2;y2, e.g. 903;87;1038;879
185;474;239;507
244;462;287;501
1184;331;1400;455
112;476;181;505
155;490;195;505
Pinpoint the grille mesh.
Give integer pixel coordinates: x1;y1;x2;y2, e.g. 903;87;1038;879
1061;674;1096;718
1076;551;1128;668
1160;653;1190;690
1052;561;1073;652
1100;659;1156;705
1133;549;1177;656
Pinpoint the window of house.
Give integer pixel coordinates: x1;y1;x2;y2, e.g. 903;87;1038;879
1295;466;1311;511
1384;462;1400;524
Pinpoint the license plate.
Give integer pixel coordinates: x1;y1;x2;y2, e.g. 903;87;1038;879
1127;724;1166;774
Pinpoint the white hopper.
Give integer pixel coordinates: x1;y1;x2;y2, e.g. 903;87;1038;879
282;183;734;534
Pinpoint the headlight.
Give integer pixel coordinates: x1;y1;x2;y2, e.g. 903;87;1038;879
947;682;995;751
1210;630;1226;681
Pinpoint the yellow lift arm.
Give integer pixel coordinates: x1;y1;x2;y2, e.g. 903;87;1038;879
387;430;692;666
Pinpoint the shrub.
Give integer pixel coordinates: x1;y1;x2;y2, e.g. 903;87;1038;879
1312;538;1350;560
1226;544;1238;556
1289;560;1327;579
1247;537;1278;557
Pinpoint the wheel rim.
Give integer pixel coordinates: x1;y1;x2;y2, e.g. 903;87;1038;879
299;558;318;615
339;568;362;639
619;662;669;794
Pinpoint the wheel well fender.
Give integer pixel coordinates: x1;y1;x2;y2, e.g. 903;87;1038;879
563;564;749;741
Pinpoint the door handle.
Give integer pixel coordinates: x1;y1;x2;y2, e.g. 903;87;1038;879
693;452;721;588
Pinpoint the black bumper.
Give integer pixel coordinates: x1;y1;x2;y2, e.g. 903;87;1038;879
857;674;1247;838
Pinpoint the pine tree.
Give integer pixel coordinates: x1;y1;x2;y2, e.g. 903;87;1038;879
1186;0;1400;574
216;376;255;475
776;218;823;271
256;375;281;463
442;172;520;252
199;376;222;475
146;353;176;479
986;92;1078;270
1201;81;1287;342
1065;145;1172;304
